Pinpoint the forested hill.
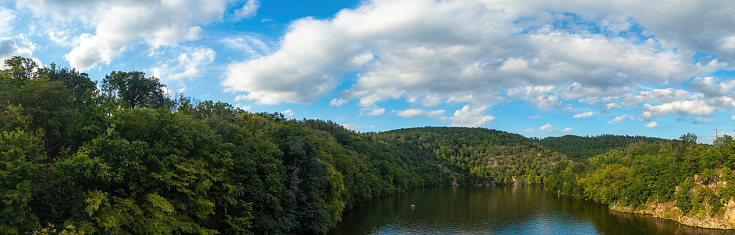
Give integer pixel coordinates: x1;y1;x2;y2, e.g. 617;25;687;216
0;56;558;234
378;127;565;185
538;134;672;158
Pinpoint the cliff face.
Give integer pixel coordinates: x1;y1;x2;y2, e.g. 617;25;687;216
610;178;735;229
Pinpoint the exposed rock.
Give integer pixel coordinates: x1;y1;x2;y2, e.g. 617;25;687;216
610;176;735;230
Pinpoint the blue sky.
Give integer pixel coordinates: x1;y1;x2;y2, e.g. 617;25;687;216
2;0;735;142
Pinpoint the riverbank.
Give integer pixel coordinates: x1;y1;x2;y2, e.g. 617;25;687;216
610;199;735;229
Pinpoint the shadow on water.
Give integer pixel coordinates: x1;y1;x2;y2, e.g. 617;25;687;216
329;186;735;235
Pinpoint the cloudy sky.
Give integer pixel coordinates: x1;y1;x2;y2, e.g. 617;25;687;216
2;0;735;142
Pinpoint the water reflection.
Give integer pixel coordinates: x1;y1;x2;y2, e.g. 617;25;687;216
329;186;735;235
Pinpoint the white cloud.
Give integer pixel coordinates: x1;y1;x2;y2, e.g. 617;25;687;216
540;123;557;132
573;112;595;118
602;103;621;111
45;28;82;47
0;39;18;59
393;108;445;118
562;127;574;132
732;115;735;121
330;98;348;107
364;107;385;116
0;7;15;36
507;86;564;110
18;0;234;70
689;77;735;98
622;88;697;107
442;105;494;127
407;95;443;107
235;103;251;111
528;115;541;119
282;109;294;117
645;121;658;128
229;0;259;22
342;123;375;130
607;114;632;125
222;0;715;107
640;100;716;119
221;34;273;59
149;46;216;81
0;35;36;61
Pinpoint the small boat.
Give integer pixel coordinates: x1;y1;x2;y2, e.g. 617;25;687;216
410;204;415;209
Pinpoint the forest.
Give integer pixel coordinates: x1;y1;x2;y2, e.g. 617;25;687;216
2;55;735;234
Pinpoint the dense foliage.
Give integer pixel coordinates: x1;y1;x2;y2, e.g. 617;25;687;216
538;134;670;158
0;56;456;234
545;134;735;217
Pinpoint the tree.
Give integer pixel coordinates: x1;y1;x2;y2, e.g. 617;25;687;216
102;71;170;109
1;56;38;84
0;130;45;233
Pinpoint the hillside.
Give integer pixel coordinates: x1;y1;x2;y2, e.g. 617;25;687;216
538;134;671;158
0;56;551;234
380;127;564;185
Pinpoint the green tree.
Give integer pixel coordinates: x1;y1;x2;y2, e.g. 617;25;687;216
0;130;45;233
102;71;171;110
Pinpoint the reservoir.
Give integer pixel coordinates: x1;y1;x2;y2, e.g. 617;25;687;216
329;186;734;234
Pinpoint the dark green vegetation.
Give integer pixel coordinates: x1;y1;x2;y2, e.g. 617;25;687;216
538;134;670;158
545;133;735;216
1;56;734;234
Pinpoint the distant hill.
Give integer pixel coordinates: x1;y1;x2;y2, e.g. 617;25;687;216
537;134;671;158
379;127;564;185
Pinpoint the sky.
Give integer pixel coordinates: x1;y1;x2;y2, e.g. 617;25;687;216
2;0;735;142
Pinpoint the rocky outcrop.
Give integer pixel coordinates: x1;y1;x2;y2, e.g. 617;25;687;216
610;177;735;229
611;199;735;229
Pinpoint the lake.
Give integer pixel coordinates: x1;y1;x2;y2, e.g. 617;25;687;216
328;186;735;235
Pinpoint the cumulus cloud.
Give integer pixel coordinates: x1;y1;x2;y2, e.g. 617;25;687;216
0;7;15;36
222;0;717;107
0;40;17;59
342;123;375;130
235;103;251;111
602;103;622;111
407;95;443;107
0;35;36;61
645;121;658;128
621;88;697;107
563;127;574;132
640;100;716;119
540;123;557;132
607;114;632;125
229;0;259;22
507;86;565;110
149;46;216;81
282;109;294;117
330;98;348;107
442;105;494;127
689;77;735;98
364;107;385;116
18;0;238;70
393;108;445;118
573;112;595;118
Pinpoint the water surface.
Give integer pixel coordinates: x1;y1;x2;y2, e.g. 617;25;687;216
329;186;735;234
